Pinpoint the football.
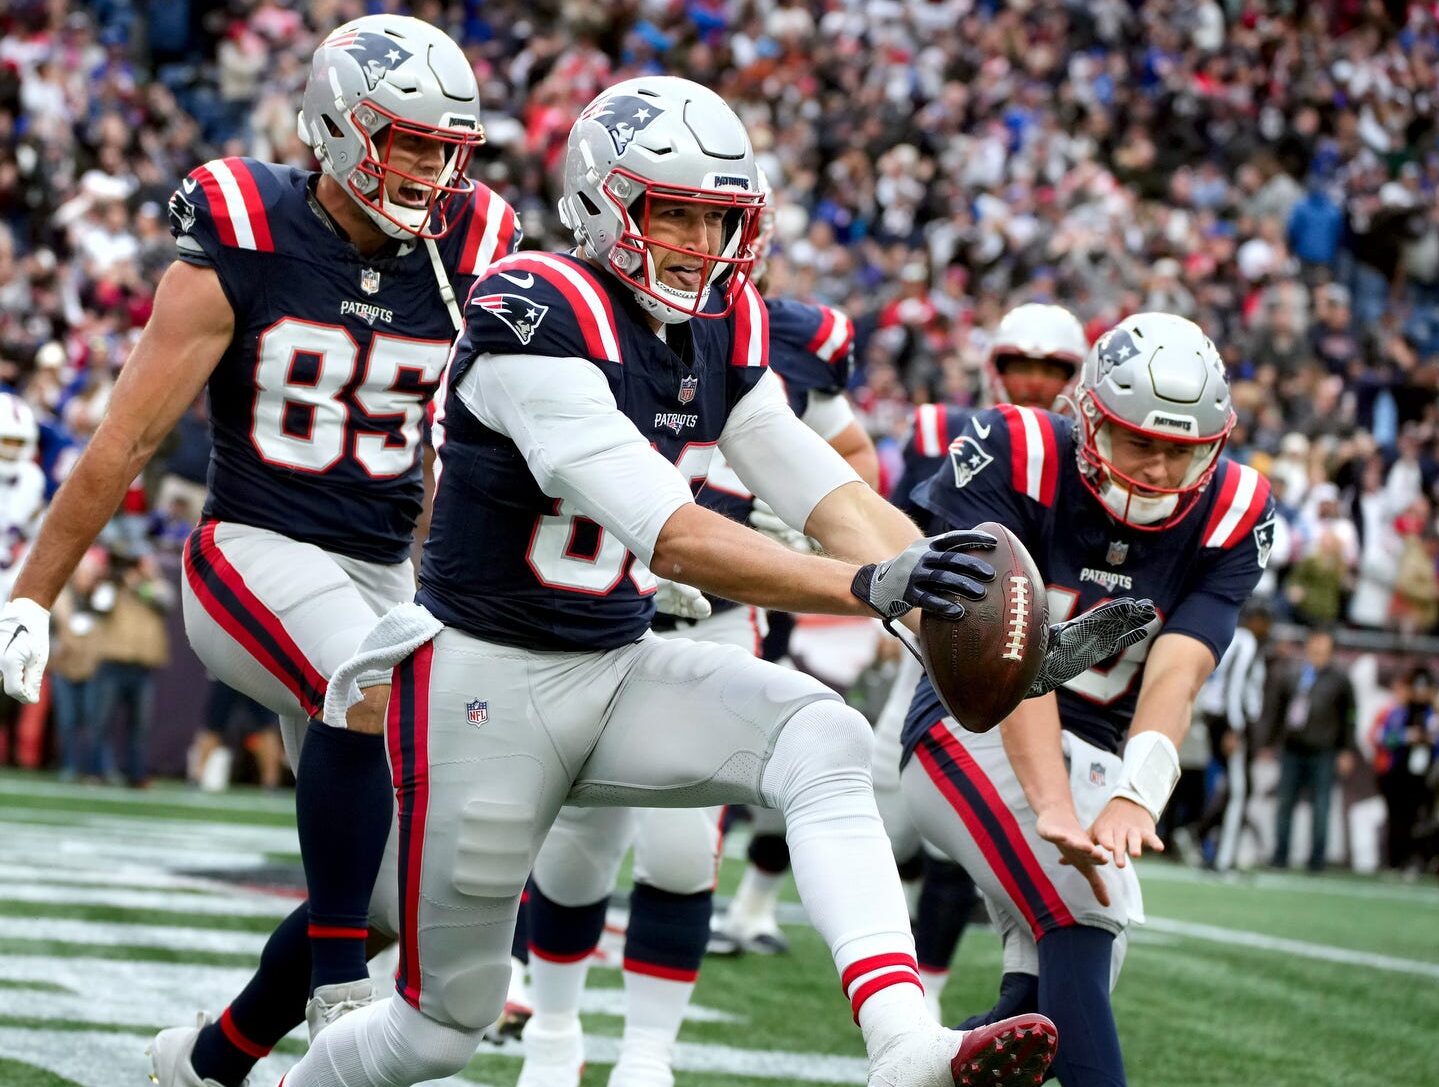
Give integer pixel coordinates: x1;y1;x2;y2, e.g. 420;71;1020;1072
919;521;1049;733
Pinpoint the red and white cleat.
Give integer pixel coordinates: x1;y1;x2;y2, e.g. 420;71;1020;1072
949;1015;1057;1087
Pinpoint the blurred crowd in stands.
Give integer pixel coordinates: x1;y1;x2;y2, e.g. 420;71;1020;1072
0;0;1434;870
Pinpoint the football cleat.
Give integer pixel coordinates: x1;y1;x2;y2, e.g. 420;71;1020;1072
147;1012;245;1087
866;1015;1057;1087
707;918;790;957
516;1017;584;1087
305;978;377;1041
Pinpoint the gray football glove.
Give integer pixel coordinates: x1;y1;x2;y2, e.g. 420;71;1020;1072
852;530;997;621
1028;598;1157;698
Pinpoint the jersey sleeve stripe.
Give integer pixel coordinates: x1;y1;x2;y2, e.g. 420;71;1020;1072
999;404;1058;506
805;305;837;356
191;167;236;247
810;307;853;363
1203;463;1269;548
730;280;768;367
224;159;275;252
201;159;268;252
460;186;512;276
913;404;945;457
486;253;622;363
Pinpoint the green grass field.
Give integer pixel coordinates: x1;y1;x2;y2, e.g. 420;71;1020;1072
0;769;1436;1087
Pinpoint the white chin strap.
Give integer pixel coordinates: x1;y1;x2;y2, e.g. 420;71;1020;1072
366;192;429;240
634;249;708;325
1098;479;1179;525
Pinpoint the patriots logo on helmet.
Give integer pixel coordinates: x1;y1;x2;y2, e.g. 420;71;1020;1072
474;293;549;345
1096;328;1141;374
327;31;412;91
589;95;665;156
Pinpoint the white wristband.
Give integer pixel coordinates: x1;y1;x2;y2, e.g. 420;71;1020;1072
1111;731;1180;823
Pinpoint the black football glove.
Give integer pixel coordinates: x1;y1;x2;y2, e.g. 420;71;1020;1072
1027;597;1158;698
852;530;997;621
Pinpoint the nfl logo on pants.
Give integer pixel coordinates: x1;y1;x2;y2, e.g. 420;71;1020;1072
466;699;488;725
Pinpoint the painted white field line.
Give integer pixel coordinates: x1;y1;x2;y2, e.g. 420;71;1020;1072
0;883;294;917
0;773;296;814
0;916;270;955
1142;917;1439;979
1138;861;1439;909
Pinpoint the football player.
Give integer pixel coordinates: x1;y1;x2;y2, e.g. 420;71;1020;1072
899;313;1275;1085
875;304;1088;1016
283;76;1147;1087
515;176;878;1087
0;15;518;1087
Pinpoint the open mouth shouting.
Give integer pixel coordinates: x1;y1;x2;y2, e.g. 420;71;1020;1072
394;182;430;209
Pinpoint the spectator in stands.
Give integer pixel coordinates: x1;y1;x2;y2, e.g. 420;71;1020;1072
48;548;104;781
89;539;172;788
1262;627;1358;872
1372;666;1439;875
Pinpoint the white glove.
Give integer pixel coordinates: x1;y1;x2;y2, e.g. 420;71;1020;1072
748;499;817;553
653;578;712;621
0;597;51;704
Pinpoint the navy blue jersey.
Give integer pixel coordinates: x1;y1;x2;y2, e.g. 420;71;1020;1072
902;405;1275;757
418;253;770;651
691;296;854;621
168;157;520;563
892;403;976;519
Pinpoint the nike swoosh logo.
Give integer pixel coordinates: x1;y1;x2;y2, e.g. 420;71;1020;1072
182;177;197;193
498;271;534;288
973;419;991;439
5;625;26;653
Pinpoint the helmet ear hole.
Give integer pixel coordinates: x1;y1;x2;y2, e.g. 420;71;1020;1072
323;114;345;139
576;190;603;217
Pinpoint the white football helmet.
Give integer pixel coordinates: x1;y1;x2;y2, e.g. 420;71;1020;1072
299;15;486;240
0;393;37;479
559;76;764;324
1075;313;1235;530
984;303;1087;409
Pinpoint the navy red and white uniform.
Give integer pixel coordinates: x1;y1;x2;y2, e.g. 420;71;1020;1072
891;403;976;519
363;248;872;1032
898;403;1273;949
0;459;45;603
170;155;519;735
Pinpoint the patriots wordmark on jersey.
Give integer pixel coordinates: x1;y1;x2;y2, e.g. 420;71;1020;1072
167;157;519;563
902;404;1274;757
418;251;769;650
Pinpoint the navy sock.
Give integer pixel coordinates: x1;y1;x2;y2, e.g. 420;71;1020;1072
512;882;531;965
955;971;1039;1031
1038;926;1126;1086
747;831;790;875
295;720;393;991
528;883;609;961
191;902;310;1086
624;883;713;980
915;857;977;972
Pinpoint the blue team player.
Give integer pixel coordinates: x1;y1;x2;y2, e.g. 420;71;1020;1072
282;75;1153;1087
0;15;519;1087
898;313;1276;1086
876;302;1089;1016
513;176;881;1087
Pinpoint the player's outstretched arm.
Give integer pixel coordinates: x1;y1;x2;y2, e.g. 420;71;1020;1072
0;261;231;700
1090;631;1216;867
1000;693;1111;906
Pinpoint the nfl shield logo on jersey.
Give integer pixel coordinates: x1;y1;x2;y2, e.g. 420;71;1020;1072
466;699;488;726
678;375;698;404
1089;762;1106;787
360;268;381;295
1106;540;1129;566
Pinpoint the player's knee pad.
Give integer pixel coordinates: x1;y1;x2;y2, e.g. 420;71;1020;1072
761;698;874;818
532;806;634;906
375;997;486;1080
453;796;538;901
633;808;720;895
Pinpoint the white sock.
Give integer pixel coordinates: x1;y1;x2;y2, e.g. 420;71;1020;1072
620;968;692;1053
726;865;782;931
760;699;933;1051
528;953;591;1031
919;967;949;1022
